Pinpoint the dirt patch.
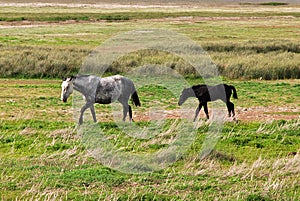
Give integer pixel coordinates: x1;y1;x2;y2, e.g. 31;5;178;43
235;106;299;122
0;2;181;8
130;106;300;122
1;2;299;29
0;19;95;29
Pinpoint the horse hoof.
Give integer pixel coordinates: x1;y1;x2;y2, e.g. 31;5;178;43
232;117;239;123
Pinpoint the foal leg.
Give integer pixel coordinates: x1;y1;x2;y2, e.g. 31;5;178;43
230;102;235;117
128;105;133;122
194;103;202;122
203;102;209;119
226;102;231;117
226;101;235;117
89;104;97;123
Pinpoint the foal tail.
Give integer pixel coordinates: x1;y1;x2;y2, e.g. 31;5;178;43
229;85;238;99
131;91;141;107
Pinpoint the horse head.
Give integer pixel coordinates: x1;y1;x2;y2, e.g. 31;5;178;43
61;76;75;102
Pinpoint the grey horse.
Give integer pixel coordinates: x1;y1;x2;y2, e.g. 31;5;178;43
61;75;140;124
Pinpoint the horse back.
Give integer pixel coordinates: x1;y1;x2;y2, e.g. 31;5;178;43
95;75;123;104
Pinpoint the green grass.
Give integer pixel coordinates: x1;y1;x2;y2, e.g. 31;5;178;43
227;81;300;107
0;4;299;200
0;78;299;200
1;118;299;200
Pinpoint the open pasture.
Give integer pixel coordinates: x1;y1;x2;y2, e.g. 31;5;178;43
0;78;299;200
0;2;299;200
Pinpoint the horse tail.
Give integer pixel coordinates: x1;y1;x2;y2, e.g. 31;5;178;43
229;85;238;99
131;91;141;107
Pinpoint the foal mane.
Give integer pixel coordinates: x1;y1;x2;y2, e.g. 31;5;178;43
191;84;208;97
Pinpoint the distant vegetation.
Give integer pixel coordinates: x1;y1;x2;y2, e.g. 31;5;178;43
1;10;300;22
1;41;299;79
0;5;299;79
259;2;289;6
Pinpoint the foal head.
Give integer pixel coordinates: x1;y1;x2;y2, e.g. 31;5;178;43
178;88;195;106
61;76;75;102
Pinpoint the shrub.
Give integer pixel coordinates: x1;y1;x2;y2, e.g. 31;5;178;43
0;45;89;78
259;2;288;6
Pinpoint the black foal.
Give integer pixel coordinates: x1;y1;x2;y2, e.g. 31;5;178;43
178;84;238;121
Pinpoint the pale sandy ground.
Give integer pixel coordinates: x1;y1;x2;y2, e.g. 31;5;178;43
0;0;299;5
0;1;300;29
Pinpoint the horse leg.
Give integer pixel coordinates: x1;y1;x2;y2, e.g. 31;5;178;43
89;104;97;122
230;102;235;117
122;103;129;121
203;102;209;119
79;103;90;125
194;103;202;122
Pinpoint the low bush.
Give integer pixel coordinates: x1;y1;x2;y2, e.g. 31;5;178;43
0;45;89;78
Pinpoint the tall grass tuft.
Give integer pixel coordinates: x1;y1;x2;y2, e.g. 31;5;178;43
1;40;299;79
0;45;89;78
218;52;300;80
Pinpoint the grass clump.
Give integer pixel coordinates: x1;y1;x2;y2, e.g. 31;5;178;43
2;43;299;80
0;45;89;78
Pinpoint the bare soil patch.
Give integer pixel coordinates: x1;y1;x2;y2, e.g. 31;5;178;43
1;0;299;6
94;106;299;123
235;106;299;122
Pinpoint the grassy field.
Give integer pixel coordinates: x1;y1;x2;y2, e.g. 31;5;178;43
0;78;299;200
0;2;300;200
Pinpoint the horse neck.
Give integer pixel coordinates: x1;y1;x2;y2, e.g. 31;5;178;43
73;76;99;97
73;77;87;95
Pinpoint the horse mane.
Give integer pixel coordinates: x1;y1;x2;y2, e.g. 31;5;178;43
192;84;207;90
76;74;91;78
